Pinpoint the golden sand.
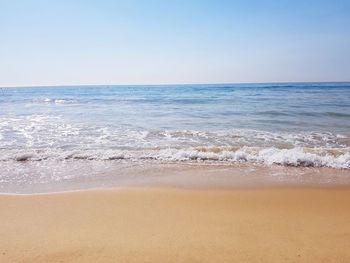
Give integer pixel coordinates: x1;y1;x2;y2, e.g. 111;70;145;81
1;188;350;262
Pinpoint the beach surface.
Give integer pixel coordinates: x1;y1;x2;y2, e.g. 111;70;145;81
1;187;350;263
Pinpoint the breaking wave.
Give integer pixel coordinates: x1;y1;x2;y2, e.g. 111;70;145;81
0;113;349;169
1;146;349;169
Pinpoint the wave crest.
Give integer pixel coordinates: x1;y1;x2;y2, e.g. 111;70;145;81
1;147;349;169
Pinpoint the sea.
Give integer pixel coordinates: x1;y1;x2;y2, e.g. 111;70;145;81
1;83;350;193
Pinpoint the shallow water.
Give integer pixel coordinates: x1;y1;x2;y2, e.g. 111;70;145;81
1;161;350;194
1;83;350;192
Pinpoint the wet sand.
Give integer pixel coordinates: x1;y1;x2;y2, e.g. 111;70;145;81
1;188;350;262
3;162;350;194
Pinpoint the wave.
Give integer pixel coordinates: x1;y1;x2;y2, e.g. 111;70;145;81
1;115;348;150
1;147;349;169
32;98;78;104
0;114;349;169
147;147;350;169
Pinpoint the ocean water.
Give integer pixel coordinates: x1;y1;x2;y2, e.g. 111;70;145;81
1;83;350;192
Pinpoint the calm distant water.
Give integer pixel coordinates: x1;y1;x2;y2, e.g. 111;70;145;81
0;83;350;176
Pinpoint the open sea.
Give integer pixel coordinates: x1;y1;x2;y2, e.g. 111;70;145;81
1;83;350;193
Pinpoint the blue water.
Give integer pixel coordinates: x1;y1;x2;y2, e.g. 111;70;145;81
2;82;350;133
0;82;349;169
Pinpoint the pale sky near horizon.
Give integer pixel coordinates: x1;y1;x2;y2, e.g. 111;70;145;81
1;0;350;87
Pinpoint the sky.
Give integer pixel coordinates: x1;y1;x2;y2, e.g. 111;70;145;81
0;0;349;86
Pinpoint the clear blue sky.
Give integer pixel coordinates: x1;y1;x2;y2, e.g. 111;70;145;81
1;0;349;86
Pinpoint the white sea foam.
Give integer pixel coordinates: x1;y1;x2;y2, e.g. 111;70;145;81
147;147;350;169
257;147;350;168
1;146;349;169
0;114;349;169
1;114;348;149
32;98;78;104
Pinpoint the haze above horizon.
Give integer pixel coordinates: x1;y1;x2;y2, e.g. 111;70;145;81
1;0;349;87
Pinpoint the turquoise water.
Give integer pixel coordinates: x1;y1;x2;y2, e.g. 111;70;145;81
0;83;350;170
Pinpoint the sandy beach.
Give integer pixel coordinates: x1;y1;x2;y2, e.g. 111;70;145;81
1;187;350;263
2;0;350;262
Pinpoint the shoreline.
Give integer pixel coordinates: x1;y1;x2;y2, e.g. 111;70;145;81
1;183;350;197
1;187;350;262
2;162;350;194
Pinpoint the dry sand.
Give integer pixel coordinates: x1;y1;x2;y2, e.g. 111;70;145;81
1;188;350;262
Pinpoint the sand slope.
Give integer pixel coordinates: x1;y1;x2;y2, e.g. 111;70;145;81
1;188;350;262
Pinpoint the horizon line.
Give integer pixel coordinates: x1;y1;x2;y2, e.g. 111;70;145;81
1;80;350;89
